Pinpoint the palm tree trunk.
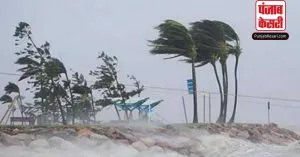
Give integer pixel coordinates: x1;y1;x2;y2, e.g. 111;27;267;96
114;104;121;120
41;78;45;114
90;90;96;122
114;78;124;121
108;90;121;120
212;63;224;123
223;63;229;123
220;62;227;123
191;59;198;123
18;92;24;126
64;73;75;124
28;35;46;115
51;79;67;125
228;55;239;123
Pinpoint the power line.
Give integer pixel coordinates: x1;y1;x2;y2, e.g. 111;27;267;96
1;71;300;103
0;72;21;76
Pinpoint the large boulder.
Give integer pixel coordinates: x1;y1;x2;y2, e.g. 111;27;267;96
247;128;263;143
132;141;148;151
140;137;156;147
0;132;25;146
48;136;76;150
29;139;49;148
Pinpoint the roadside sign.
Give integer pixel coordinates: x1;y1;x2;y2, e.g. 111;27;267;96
187;79;193;94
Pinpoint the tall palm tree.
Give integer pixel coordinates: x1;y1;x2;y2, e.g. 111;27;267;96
149;20;199;123
189;20;240;123
189;20;225;123
215;21;240;123
228;44;242;123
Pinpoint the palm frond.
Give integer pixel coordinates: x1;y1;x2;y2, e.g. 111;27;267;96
15;56;40;66
0;95;13;104
149;19;195;58
51;58;67;74
213;20;239;42
19;68;40;81
163;54;182;60
45;58;66;78
4;82;20;94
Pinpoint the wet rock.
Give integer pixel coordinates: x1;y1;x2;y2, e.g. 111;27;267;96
48;136;75;149
12;128;20;135
207;125;220;134
0;132;25;146
236;130;249;139
247;128;263;143
116;139;130;145
77;128;92;137
53;128;77;139
75;136;98;147
140;137;156;147
270;123;278;128
178;147;190;155
95;140;118;150
229;127;239;137
169;136;193;149
190;153;204;157
29;139;49;148
132;141;148;151
89;133;109;141
13;133;35;141
148;145;164;152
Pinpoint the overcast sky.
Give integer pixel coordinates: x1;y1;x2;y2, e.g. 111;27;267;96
0;0;299;125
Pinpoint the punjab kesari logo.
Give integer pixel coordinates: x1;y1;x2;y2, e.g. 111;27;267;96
252;0;289;40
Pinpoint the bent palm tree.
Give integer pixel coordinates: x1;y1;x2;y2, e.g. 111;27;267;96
45;58;69;125
50;58;76;124
149;20;199;123
228;44;242;123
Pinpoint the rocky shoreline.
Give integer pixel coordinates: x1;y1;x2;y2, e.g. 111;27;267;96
0;123;299;157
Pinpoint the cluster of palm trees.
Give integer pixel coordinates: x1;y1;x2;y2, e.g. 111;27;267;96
1;19;241;125
149;19;242;124
0;22;143;125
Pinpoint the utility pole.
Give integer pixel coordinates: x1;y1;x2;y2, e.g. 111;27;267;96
182;96;188;123
209;93;211;123
203;94;206;123
268;101;270;124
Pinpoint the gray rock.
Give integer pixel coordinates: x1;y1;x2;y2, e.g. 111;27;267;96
190;153;204;157
48;136;76;149
29;139;49;148
51;129;77;140
0;132;25;146
140;137;156;147
13;133;35;141
89;133;109;141
132;141;148;151
148;145;164;152
168;136;192;149
236;130;249;139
